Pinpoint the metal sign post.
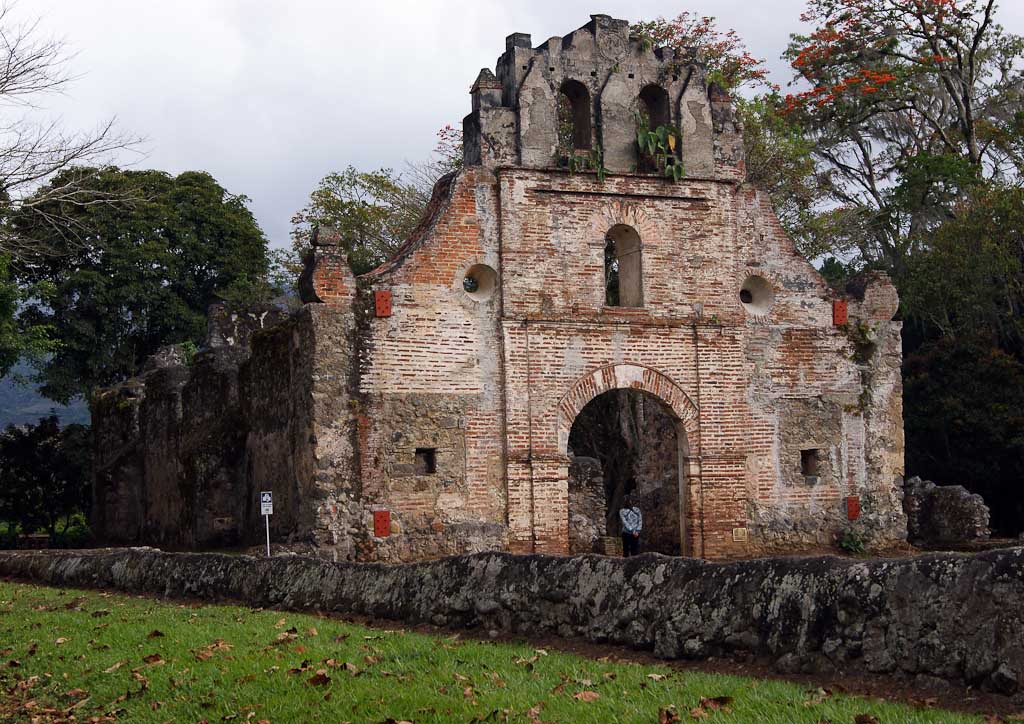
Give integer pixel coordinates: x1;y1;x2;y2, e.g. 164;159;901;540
260;491;273;557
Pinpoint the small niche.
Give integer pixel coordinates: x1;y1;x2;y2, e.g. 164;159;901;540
414;448;437;475
800;449;821;480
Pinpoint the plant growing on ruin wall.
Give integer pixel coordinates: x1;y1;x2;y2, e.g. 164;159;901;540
564;146;608;182
837;526;866;554
635;114;685;181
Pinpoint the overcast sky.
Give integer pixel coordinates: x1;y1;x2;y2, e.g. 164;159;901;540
26;0;1024;248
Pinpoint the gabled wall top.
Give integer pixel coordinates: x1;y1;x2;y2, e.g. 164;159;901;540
462;14;745;180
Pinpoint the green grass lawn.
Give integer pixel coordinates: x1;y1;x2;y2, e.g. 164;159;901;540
0;580;984;723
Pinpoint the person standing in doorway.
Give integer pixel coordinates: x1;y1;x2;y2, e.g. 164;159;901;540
619;496;642;557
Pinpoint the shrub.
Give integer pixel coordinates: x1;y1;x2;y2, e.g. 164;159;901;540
0;522;18;550
837;527;866;554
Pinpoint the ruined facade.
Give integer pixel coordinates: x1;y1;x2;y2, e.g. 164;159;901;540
92;15;907;561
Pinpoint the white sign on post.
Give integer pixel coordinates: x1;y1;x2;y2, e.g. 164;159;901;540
260;491;273;557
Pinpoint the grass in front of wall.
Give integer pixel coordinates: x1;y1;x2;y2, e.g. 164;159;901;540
0;580;985;723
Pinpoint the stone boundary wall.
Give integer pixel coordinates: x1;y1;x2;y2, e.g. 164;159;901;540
1;548;1022;695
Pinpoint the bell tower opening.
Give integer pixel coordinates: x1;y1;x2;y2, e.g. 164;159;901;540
557;79;592;151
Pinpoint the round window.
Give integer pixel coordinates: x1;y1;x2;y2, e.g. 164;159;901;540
740;275;773;315
462;264;497;302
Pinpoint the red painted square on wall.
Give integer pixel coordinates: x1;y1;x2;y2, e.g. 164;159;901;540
375;290;392;317
846;496;860;521
373;510;391;537
831;301;847;325
833;299;848;326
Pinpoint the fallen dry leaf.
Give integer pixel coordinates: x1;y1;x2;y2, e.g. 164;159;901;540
659;706;681;724
147;630;165;639
573;691;600;702
854;716;880;724
647;673;667;681
307;669;331;686
103;661;126;674
142;653;164;665
803;687;831;707
700;696;733;711
194;639;233;661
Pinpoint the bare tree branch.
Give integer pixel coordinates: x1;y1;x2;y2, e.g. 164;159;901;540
0;1;143;261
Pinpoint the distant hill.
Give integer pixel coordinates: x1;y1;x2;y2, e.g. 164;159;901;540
0;364;89;428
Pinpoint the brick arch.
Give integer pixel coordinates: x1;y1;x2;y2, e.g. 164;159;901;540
556;363;699;454
589;200;661;243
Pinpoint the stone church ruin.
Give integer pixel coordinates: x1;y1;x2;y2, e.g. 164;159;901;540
92;15;908;562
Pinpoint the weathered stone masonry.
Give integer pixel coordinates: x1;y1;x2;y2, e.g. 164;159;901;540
3;548;1023;694
92;15;907;561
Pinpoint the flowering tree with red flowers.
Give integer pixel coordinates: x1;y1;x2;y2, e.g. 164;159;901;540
630;12;774;91
786;0;1021;166
782;0;1023;275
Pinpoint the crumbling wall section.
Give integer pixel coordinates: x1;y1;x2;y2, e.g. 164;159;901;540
91;304;294;550
466;14;740;180
352;166;509;562
90;381;146;543
739;189;907;554
904;476;991;546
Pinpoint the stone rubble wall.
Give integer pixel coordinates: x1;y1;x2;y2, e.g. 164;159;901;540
1;548;1022;696
90;304;296;551
904;476;991;545
567;457;606;554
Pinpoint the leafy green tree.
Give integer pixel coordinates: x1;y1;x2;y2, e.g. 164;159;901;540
904;339;1024;533
13;168;270;402
290;166;430;276
0;256;52;378
737;95;834;258
896;184;1024;533
0;415;91;540
902;185;1024;352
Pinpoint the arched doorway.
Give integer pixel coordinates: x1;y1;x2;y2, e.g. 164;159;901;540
554;363;699;557
568;388;686;555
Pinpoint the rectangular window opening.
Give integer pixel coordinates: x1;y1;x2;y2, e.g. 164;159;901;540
414;448;437;475
800;449;821;478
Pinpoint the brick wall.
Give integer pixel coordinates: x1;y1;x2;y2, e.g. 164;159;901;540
343;161;905;560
